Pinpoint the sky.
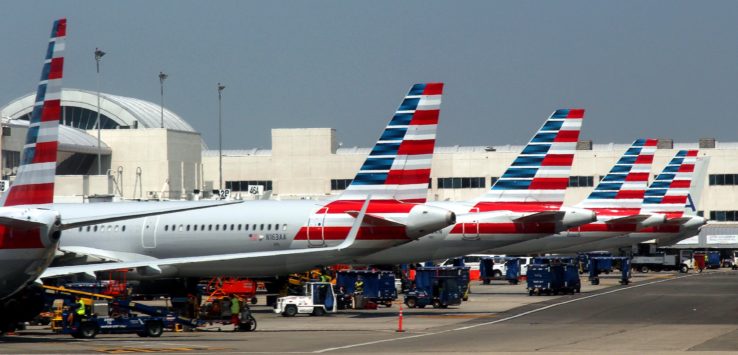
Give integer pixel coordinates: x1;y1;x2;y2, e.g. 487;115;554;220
1;1;737;150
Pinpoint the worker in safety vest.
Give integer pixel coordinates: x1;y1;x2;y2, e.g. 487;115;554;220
68;296;86;325
353;276;365;309
230;295;240;328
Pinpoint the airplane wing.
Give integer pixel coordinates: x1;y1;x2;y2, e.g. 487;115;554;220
41;196;371;279
57;246;158;263
513;211;565;223
59;200;242;230
605;214;653;224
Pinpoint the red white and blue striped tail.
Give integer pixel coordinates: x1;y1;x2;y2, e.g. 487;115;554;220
0;18;66;207
474;109;584;212
338;83;443;203
640;150;698;219
576;138;658;216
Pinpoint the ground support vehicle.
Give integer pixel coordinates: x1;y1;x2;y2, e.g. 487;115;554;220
274;282;336;317
202;277;258;305
480;257;521;285
198;298;257;331
404;267;465;308
631;251;692;273
588;257;631;285
336;270;398;308
577;252;613;274
526;262;580;296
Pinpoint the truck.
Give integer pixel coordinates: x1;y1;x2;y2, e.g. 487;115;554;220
631;253;691;273
274;282;336;317
404;267;465;309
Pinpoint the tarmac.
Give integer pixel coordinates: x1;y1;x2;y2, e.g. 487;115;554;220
2;269;738;354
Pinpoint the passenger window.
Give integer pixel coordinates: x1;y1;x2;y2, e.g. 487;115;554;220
238;224;242;231
179;225;184;232
165;225;169;232
114;225;119;232
201;225;205;231
216;225;220;231
245;224;249;231
108;226;112;232
223;224;227;231
267;224;271;231
252;224;256;231
230;224;235;231
78;227;82;232
186;225;191;231
122;226;126;232
208;225;212;231
86;226;90;232
94;226;98;232
193;225;198;231
260;224;264;231
282;224;287;231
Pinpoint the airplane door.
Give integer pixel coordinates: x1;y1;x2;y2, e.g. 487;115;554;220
462;208;480;240
141;216;159;248
306;208;327;247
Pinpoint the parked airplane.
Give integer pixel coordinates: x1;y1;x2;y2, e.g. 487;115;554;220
43;83;456;279
352;109;598;265
0;19;239;333
489;138;665;255
557;149;706;252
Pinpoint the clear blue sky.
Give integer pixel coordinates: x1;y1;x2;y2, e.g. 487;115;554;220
2;1;737;149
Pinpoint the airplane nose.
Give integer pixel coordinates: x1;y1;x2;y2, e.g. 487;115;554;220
560;207;597;228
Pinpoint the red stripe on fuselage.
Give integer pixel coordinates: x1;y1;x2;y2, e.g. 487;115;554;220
449;222;557;235
636;224;681;233
3;183;55;206
322;200;416;213
473;201;562;213
0;226;44;249
294;226;408;241
570;222;639;233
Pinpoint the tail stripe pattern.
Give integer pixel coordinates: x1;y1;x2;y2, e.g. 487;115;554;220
2;18;65;207
641;150;698;218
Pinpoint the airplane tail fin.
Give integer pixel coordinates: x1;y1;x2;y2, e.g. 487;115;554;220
684;155;709;216
640;150;699;218
0;18;66;207
575;139;658;215
338;83;443;203
474;109;584;212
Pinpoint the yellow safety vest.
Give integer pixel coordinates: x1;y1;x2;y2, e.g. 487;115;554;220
76;300;86;315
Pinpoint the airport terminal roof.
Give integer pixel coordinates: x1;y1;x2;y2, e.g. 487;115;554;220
7;119;112;155
0;88;196;133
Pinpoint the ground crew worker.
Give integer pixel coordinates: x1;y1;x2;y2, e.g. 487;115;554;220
69;296;86;325
353;276;364;309
230;294;240;328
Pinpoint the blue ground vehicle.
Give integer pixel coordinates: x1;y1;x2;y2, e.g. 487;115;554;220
405;267;465;308
527;262;581;296
336;270;397;307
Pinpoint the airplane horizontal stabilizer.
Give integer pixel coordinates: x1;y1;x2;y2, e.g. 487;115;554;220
0;216;49;230
605;214;653;224
344;211;404;227
512;210;564;223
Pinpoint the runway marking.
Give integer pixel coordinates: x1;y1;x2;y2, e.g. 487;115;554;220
314;272;702;353
412;314;498;319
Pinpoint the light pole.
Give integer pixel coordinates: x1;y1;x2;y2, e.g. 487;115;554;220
94;48;105;175
158;71;168;129
217;83;225;191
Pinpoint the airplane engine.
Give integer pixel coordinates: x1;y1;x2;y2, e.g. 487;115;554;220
559;207;597;229
405;205;456;238
639;213;668;228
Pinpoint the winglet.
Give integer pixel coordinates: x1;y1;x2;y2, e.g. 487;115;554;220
0;18;66;207
338;83;443;203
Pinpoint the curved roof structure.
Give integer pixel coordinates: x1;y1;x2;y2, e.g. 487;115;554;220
0;88;196;132
7;119;112;155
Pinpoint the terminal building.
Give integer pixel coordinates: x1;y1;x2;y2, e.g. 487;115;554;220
1;89;737;250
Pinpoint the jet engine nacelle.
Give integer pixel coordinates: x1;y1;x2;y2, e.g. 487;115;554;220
0;207;61;247
681;216;707;230
405;205;456;239
559;207;597;229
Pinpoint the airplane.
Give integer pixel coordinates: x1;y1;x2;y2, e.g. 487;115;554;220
488;138;666;255
0;19;242;334
553;149;707;252
352;109;598;265
41;83;456;281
